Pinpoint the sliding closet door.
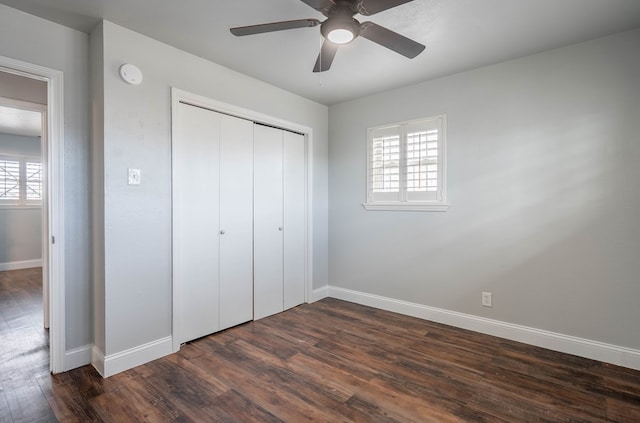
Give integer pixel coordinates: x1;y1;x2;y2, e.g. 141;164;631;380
174;102;220;344
219;114;254;329
283;131;306;310
254;125;306;319
253;124;284;320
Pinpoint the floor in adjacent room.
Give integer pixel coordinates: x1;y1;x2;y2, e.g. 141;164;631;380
2;268;640;422
0;267;56;422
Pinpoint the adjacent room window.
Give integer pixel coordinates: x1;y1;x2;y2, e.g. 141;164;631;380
364;115;448;211
0;156;42;207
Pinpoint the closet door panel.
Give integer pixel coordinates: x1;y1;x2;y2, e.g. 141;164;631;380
253;124;284;320
174;103;221;344
219;114;254;329
283;131;306;310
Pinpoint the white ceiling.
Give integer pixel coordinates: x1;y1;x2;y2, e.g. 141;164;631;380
2;0;640;105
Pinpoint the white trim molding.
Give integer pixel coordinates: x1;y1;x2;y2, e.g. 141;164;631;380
327;286;640;371
362;202;449;212
91;346;105;376
65;344;93;371
92;337;173;378
310;286;330;302
0;259;43;271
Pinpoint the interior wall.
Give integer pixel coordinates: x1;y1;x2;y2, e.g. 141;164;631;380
0;4;91;357
328;29;640;351
0;132;40;155
0;133;42;265
93;21;329;358
0;71;46;104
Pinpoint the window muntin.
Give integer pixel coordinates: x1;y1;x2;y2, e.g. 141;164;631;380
365;115;447;211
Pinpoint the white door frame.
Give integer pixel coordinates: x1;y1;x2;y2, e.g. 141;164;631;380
0;56;66;373
170;87;314;352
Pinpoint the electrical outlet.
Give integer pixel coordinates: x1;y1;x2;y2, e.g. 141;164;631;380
482;292;493;308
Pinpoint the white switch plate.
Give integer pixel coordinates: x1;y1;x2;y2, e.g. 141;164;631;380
482;292;493;308
128;168;141;185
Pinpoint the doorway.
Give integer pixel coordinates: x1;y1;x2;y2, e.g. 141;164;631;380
0;92;47;310
0;56;65;373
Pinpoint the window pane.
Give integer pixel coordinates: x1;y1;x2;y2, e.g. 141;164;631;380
370;135;400;193
0;159;20;200
406;130;438;192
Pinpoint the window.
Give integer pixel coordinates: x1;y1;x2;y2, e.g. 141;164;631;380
0;156;42;207
364;115;448;211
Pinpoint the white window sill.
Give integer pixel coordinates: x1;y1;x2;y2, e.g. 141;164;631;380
0;204;42;210
362;202;449;212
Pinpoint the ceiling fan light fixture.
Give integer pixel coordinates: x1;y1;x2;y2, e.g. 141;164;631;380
321;16;360;45
327;28;354;44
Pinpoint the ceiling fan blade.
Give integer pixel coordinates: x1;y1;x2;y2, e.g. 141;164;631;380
313;40;339;72
300;0;335;15
357;0;413;16
359;22;425;58
230;19;320;36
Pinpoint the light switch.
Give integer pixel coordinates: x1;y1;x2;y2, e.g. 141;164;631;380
128;168;141;185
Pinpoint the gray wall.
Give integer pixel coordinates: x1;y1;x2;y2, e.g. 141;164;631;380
0;133;42;265
0;132;40;155
93;21;329;356
328;29;640;350
0;4;91;354
0;71;46;104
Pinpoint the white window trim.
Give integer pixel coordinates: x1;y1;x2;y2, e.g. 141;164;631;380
363;202;449;212
363;114;449;212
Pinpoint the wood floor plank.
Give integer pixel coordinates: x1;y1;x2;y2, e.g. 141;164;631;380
88;378;181;423
2;382;57;423
207;389;284;423
0;268;57;423
228;339;372;422
0;390;14;423
36;373;102;423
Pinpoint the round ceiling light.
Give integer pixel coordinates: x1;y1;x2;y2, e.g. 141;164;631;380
321;15;360;45
327;28;355;44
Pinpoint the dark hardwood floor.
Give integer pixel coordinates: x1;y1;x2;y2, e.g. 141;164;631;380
2;268;640;422
0;267;56;422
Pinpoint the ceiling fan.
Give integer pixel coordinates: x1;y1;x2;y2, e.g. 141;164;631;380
230;0;425;72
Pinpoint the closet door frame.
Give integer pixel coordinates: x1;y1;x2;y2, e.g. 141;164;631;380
170;88;314;353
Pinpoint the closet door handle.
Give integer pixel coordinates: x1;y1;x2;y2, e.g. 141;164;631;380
278;226;284;231
219;230;226;235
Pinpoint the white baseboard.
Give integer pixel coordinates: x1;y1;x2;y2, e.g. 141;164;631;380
328;286;640;371
0;259;42;271
310;286;330;302
92;346;106;377
92;336;173;378
65;344;92;371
